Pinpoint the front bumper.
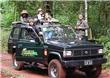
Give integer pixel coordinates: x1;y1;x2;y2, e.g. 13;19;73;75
62;58;107;68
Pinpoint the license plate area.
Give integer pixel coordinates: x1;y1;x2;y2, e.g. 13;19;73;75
84;60;93;65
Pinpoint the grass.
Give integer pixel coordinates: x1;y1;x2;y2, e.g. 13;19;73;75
1;68;24;78
1;28;11;52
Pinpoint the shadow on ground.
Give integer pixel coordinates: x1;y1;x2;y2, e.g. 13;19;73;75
23;65;88;78
23;65;48;76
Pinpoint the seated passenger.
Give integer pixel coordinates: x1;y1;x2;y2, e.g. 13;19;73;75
28;18;35;27
37;8;44;20
34;8;44;24
44;12;52;23
44;31;53;40
20;10;29;23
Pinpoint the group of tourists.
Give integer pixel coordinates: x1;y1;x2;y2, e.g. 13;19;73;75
20;8;53;26
20;8;88;28
20;8;89;40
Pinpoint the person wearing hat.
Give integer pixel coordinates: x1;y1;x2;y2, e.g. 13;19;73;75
20;10;29;22
33;8;44;24
37;8;44;20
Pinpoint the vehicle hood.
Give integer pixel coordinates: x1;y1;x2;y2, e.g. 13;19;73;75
45;40;103;50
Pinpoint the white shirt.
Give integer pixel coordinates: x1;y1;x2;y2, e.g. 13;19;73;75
37;14;43;20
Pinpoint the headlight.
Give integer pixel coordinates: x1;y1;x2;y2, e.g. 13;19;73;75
98;49;103;54
63;51;72;57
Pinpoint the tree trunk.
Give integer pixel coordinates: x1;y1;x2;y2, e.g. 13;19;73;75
43;1;53;17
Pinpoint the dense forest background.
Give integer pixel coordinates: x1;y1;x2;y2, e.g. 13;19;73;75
0;0;110;68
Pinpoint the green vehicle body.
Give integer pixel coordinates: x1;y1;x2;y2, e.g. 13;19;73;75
8;22;107;78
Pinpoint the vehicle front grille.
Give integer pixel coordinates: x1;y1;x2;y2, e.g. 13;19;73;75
64;55;103;61
73;49;98;56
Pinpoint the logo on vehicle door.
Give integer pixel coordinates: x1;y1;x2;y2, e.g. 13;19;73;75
21;48;38;56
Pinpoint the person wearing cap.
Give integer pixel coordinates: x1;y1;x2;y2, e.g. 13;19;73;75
34;8;44;21
20;10;29;22
37;8;44;20
33;8;44;25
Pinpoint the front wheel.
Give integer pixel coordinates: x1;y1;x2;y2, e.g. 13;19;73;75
12;53;24;70
48;59;66;78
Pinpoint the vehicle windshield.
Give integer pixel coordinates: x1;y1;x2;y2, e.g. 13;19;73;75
42;26;75;41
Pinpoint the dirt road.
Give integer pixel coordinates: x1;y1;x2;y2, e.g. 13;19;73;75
0;53;110;78
0;53;48;78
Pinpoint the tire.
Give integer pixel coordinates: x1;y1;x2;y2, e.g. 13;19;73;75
12;53;24;70
86;65;102;78
48;59;66;78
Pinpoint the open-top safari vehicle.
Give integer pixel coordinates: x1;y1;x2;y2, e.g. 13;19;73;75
8;21;107;78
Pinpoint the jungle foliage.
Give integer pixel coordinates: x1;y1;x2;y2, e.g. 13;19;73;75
0;0;110;68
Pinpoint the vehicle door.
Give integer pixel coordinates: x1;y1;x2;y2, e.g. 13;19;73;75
16;28;44;62
8;27;21;54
